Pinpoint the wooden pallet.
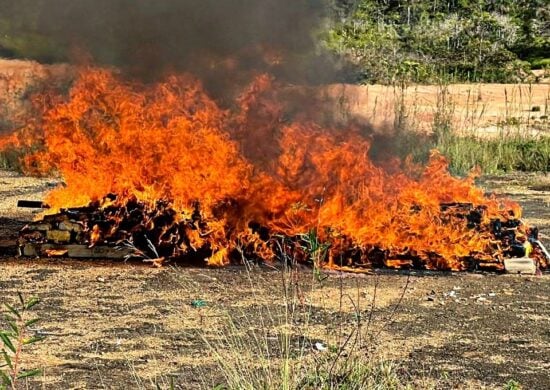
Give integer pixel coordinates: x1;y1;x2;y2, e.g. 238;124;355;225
19;243;135;259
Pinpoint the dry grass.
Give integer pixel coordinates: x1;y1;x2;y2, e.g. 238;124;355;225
0;254;549;388
171;264;434;390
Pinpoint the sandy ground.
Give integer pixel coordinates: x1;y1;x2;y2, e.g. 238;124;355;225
319;82;549;136
0;58;548;139
0;59;71;132
0;170;549;389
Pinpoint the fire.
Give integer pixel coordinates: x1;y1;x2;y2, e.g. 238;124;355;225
2;67;544;271
20;69;251;211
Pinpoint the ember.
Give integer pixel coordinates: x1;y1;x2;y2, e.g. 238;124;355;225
4;68;549;271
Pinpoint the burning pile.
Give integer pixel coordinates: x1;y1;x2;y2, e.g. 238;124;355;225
4;68;549;271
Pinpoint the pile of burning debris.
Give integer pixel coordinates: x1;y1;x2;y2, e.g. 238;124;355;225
3;68;550;273
17;196;550;272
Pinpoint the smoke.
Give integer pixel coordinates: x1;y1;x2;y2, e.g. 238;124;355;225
1;0;350;89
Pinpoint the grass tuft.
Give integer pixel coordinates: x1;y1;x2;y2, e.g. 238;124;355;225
389;81;550;176
171;263;431;390
434;133;550;175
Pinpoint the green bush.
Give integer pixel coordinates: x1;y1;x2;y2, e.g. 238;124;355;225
0;293;44;389
530;58;550;69
327;0;549;83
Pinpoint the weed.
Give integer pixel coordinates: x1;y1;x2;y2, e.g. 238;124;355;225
504;379;522;390
390;80;550;175
174;262;425;389
0;293;44;389
298;229;331;278
0;148;26;171
431;134;550;175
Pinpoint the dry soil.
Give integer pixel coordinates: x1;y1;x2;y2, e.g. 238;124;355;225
0;170;549;389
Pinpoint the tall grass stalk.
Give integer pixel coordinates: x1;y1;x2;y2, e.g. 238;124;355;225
434;134;550;175
172;262;424;390
430;82;549;175
390;78;550;175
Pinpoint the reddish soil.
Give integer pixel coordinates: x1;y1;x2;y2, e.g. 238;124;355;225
318;82;549;136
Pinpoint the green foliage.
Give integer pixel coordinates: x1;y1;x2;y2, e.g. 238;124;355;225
0;1;65;62
530;58;550;69
434;133;550;175
298;358;406;389
392;99;550;175
397;111;550;175
299;229;331;272
383;78;550;175
327;0;550;83
504;379;522;390
0;293;44;389
0;149;25;171
0;0;547;85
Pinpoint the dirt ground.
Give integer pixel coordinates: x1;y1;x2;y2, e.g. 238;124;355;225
319;82;549;136
0;170;549;389
0;58;549;389
0;58;548;139
0;59;71;132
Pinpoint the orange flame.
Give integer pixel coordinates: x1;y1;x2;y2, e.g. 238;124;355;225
1;68;529;270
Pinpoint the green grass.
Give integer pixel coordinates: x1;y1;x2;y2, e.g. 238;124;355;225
386;80;550;176
394;127;550;177
427;88;550;175
435;133;550;175
530;58;550;70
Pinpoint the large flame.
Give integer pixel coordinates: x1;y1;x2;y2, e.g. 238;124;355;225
2;68;528;270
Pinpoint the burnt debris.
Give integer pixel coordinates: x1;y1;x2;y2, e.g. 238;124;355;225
17;195;550;272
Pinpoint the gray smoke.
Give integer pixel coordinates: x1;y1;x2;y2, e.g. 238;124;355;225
1;0;350;90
